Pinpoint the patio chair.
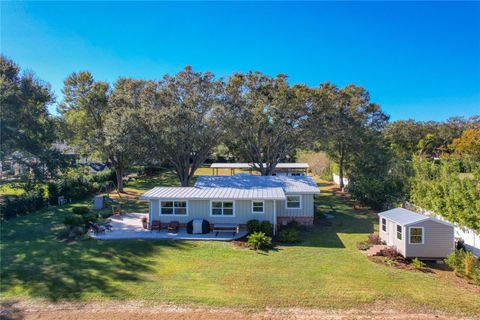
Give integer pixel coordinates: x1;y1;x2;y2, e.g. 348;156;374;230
150;220;161;231
167;221;179;233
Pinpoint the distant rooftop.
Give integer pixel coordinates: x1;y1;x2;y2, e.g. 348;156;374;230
210;163;309;169
195;174;320;194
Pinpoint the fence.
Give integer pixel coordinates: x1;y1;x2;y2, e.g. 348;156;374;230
404;202;479;257
332;174;349;187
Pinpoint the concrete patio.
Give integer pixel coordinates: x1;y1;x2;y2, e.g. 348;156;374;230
91;213;248;241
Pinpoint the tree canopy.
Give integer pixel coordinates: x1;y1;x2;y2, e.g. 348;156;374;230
223;72;308;175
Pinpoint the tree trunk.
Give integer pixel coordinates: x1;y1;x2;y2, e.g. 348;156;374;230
338;149;345;192
116;167;124;193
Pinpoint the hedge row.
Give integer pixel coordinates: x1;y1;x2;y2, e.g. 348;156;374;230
1;169;116;220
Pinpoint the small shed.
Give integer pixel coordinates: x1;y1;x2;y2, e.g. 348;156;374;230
378;208;454;259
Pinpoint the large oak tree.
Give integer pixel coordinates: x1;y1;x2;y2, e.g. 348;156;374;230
147;66;224;187
223;72;308;175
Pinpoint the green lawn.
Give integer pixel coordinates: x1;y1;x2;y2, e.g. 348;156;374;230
1;172;479;315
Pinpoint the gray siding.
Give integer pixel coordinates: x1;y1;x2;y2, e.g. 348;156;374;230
150;199;274;224
404;220;454;258
276;194;314;218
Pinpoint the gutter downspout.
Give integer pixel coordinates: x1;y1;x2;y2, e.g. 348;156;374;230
273;200;277;236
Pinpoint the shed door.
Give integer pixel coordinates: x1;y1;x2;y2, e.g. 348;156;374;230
388;221;396;245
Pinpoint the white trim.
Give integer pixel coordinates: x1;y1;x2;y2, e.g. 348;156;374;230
149;201;152;223
251;200;265;214
209;200;236;217
408;226;424;244
159;200;189;216
286;195;302;210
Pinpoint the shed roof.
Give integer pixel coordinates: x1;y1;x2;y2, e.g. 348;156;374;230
139;186;286;200
378;208;454;227
378;208;428;225
210;163;309;169
195;174;320;194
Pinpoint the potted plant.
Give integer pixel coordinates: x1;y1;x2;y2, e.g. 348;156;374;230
141;216;148;229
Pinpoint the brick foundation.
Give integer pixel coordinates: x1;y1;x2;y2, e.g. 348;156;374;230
277;216;314;226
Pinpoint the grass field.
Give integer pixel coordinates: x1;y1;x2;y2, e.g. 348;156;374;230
1;170;479;315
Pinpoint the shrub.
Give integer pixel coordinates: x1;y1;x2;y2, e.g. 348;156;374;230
411;257;426;269
47;182;60;205
445;250;464;274
247;232;272;250
247;219;260;233
1;186;47;220
379;247;399;259
315;211;326;220
367;234;383;245
464;252;477;279
446;250;480;284
285;219;300;230
64;214;84;228
356;241;370;251
278;228;300;243
72;206;90;216
259;221;273;236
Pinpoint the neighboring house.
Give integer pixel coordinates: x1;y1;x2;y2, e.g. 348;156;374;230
210;163;309;176
140;174;320;234
378;208;454;259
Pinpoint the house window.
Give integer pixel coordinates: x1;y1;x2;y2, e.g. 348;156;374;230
211;201;234;216
409;227;424;244
396;225;402;240
252;201;264;213
161;201;187;215
381;218;386;232
286;195;301;209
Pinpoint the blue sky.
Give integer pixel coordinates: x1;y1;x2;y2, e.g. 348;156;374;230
1;1;479;121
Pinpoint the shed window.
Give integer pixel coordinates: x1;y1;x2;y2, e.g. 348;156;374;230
286;195;301;209
381;218;386;232
396;225;402;240
211;201;234;216
161;201;187;215
409;227;424;244
252;201;264;213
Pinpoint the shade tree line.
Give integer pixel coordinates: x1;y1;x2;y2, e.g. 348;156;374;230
2;55;479;217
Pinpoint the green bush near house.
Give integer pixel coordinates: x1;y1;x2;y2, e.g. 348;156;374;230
277;228;300;243
247;232;272;250
246;220;273;236
259;221;273;236
246;219;260;233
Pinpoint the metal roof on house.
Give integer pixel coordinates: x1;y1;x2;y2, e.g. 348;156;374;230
195;174;320;194
139;186;286;200
210;163;310;169
378;208;454;227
